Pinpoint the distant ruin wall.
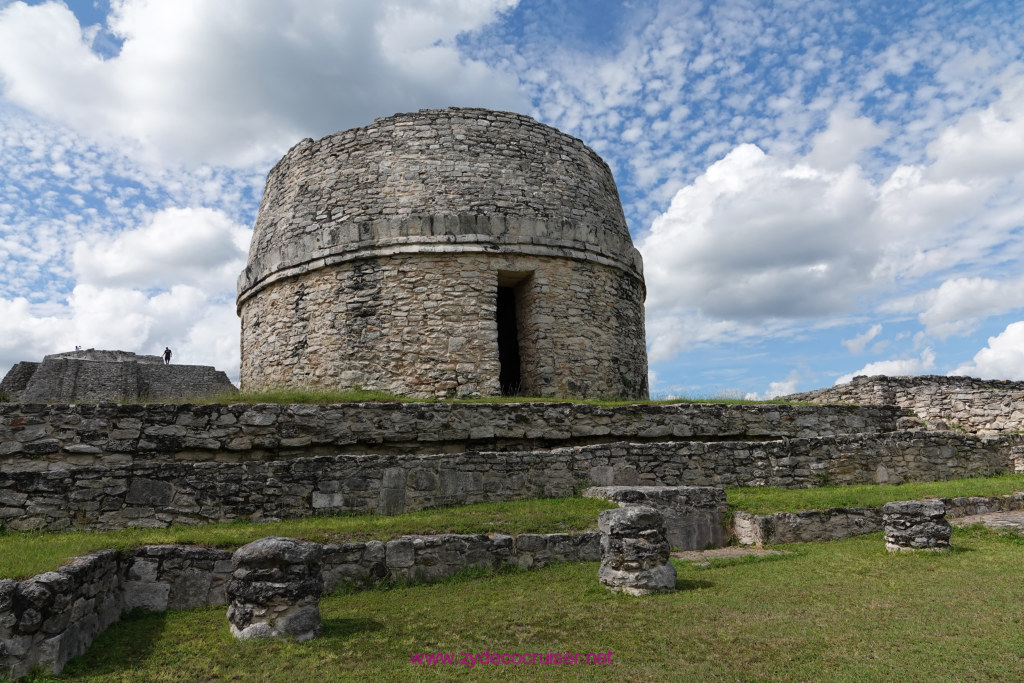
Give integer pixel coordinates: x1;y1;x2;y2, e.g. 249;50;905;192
2;354;235;404
0;363;37;400
2;432;1018;531
786;375;1024;433
0;401;906;466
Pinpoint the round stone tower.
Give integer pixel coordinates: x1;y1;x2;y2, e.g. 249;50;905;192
237;108;648;399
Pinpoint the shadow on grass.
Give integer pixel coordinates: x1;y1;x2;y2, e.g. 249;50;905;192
676;578;714;591
320;616;384;639
54;608;169;680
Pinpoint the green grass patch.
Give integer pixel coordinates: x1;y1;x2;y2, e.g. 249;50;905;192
727;473;1024;514
25;527;1024;682
186;387;414;405
0;498;615;580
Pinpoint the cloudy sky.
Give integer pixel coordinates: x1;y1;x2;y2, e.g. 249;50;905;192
1;0;1022;398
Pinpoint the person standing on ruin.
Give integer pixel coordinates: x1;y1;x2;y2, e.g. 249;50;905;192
163;347;172;365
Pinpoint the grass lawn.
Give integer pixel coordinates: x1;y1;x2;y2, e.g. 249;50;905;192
0;498;615;580
24;526;1024;682
726;474;1024;514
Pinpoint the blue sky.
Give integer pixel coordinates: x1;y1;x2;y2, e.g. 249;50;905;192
0;0;1022;398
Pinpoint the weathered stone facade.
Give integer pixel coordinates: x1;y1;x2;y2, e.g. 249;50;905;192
0;350;235;404
2;431;1018;532
237;108;648;399
785;375;1024;434
226;537;324;641
0;401;906;465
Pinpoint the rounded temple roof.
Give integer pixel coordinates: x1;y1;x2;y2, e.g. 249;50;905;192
238;107;642;305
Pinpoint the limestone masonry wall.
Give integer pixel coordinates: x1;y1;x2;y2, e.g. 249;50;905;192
239;108;638;299
239;252;646;399
0;363;38;400
786;375;1024;433
0;401;905;466
1;532;598;679
2;431;1017;531
237;108;648;399
733;492;1024;546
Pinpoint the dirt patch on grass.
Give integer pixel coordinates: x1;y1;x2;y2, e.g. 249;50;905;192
672;547;787;566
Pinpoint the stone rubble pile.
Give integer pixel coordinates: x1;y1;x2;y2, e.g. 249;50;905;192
883;500;952;552
226;537;324;641
598;505;676;595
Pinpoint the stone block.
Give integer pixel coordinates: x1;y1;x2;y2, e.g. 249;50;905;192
125;478;173;506
883;500;951;552
385;539;415;568
226;537;323;642
598;505;675;596
377;487;406;516
122;582;170;612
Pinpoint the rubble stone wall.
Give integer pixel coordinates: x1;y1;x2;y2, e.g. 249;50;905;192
786;375;1024;433
239;251;647;399
733;492;1024;545
0;363;38;401
0;401;906;467
2;432;1017;531
0;532;599;679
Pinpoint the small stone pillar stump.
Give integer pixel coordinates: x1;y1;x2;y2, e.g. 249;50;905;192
598;505;676;595
226;537;324;641
883;500;951;552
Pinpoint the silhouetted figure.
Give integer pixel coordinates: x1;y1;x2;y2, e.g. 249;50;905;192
163;347;172;365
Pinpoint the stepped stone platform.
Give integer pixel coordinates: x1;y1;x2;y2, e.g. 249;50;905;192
0;349;236;404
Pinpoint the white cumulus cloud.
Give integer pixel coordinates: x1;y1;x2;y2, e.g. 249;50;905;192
0;0;525;166
640;143;879;321
744;370;800;400
72;207;250;291
841;323;883;354
951;321;1024;380
835;348;936;385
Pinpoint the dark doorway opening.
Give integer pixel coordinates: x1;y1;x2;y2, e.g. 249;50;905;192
496;286;521;395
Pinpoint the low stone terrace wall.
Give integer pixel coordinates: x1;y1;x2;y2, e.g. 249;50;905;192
0;401;906;468
786;375;1024;434
0;532;598;679
733;492;1024;546
2;432;1018;531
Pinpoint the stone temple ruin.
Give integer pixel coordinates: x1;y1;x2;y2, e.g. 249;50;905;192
3;107;1024;678
236;107;648;399
0;349;235;404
